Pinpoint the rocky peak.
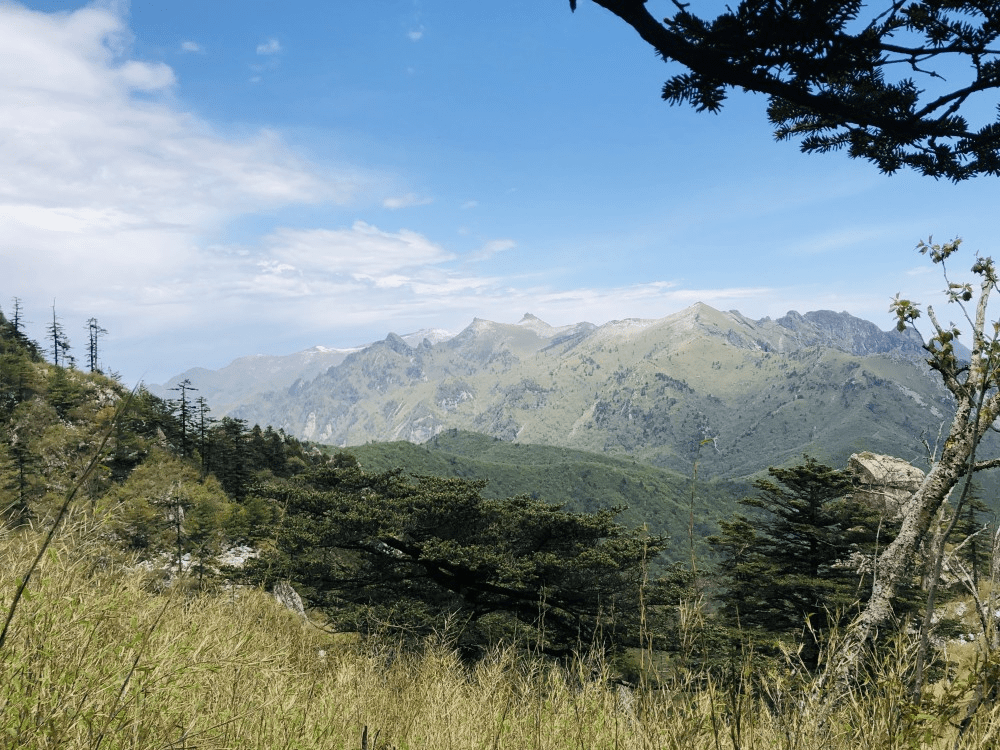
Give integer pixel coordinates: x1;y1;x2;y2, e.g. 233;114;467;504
516;313;559;338
774;309;925;358
383;332;413;356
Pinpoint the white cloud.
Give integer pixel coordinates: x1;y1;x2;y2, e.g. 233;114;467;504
408;27;424;41
461;200;478;209
265;222;454;278
383;193;433;209
256;38;281;55
468;238;515;261
117;59;176;90
180;40;202;53
0;4;366;353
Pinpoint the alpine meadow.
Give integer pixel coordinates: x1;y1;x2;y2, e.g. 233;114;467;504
12;2;1000;749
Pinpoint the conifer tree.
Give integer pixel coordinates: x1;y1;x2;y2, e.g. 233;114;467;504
101;449;233;578
0;434;39;524
710;457;887;666
46;301;73;368
8;298;30;348
84;317;107;373
168;379;197;458
9;298;23;337
204;417;253;500
248;465;672;655
193;396;213;472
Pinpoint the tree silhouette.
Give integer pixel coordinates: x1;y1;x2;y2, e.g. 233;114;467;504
46;302;73;368
85;318;107;373
573;1;1000;180
8;298;31;349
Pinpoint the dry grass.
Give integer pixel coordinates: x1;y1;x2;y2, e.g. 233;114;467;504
3;519;1000;750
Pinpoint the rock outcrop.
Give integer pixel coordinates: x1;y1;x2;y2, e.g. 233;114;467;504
272;580;306;619
848;452;925;518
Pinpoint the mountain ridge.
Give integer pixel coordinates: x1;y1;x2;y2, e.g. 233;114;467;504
152;302;966;481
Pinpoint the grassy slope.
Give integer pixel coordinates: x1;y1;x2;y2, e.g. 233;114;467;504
1;521;992;750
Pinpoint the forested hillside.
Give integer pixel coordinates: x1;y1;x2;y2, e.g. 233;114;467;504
346;429;745;562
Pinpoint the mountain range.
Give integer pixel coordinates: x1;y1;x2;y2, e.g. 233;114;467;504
154;303;970;481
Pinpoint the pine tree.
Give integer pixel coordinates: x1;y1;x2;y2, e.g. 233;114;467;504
246;465;672;655
8;298;33;351
193;396;213;473
204;417;253;500
101;448;233;578
710;457;886;666
1;434;39;524
168;379;197;458
84;317;107;373
46;301;73;368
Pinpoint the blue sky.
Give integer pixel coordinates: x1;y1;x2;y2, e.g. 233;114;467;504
3;0;999;385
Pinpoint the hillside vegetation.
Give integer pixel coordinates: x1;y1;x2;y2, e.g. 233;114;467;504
345;429;744;562
6;301;1000;748
5;520;1000;749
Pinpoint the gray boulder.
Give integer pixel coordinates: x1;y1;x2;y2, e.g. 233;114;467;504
848;452;925;518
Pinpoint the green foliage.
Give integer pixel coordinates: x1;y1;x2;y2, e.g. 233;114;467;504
951;488;992;589
100;448;234;571
710;457;889;665
248;466;672;655
344;429;744;564
582;1;1000;180
0;307;43;419
46;365;83;419
0;300;316;591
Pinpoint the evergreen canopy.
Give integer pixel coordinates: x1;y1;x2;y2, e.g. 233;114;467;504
574;1;1000;180
248;461;672;655
709;457;892;664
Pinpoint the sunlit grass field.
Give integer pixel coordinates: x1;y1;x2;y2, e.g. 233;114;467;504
4;517;1000;750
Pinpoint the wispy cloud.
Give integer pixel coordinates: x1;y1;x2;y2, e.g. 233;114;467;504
264;222;454;279
408;27;424;41
0;4;366;352
383;193;432;209
180;40;202;53
256;38;282;55
468;239;515;261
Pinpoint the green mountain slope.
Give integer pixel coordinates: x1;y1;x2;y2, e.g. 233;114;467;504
343;430;746;562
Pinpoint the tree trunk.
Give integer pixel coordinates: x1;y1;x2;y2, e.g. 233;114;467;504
823;425;974;692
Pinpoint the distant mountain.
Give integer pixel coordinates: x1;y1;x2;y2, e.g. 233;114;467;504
173;303;968;480
148;328;455;414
